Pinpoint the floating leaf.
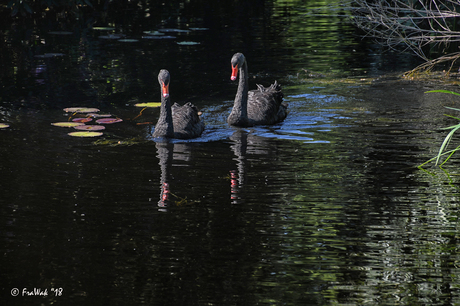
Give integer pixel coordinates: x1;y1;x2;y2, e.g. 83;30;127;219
93;27;116;31
142;35;176;40
425;90;460;97
74;125;106;131
143;31;165;36
34;53;65;58
0;123;9;129
68;131;103;137
158;28;190;33
96;118;123;124
176;41;200;45
45;53;65;57
63;107;100;113
134;102;161;107
99;34;125;39
88;113;112;118
118;39;139;43
72;117;92;123
51;122;85;127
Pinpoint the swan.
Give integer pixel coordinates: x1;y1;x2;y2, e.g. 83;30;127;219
153;69;204;139
227;53;287;127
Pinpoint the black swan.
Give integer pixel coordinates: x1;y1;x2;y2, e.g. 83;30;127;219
227;53;287;127
153;69;204;139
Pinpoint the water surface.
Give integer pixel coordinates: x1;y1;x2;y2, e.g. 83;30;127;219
2;1;460;305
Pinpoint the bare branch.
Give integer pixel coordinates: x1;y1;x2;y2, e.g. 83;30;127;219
351;0;460;60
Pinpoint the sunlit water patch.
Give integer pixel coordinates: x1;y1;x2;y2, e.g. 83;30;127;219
246;91;357;143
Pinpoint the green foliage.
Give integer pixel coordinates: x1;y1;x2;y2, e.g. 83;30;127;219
423;90;460;166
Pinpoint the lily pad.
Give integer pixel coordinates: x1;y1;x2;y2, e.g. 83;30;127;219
34;53;65;58
51;122;85;128
118;39;139;43
134;102;161;108
143;31;165;36
99;34;125;40
0;123;10;129
74;125;106;131
142;35;176;40
96;118;123;124
68;131;103;137
93;27;116;31
72;118;92;123
64;107;100;113
176;41;200;45
158;28;190;33
45;53;65;57
88;113;112;118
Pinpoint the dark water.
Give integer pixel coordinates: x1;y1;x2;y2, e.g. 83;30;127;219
3;1;460;305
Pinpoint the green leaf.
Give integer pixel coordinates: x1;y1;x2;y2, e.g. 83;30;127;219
444;114;460;122
176;41;200;45
436;125;460;165
68;131;104;137
425;90;460;96
134;102;161;108
63;107;100;113
51;122;85;127
444;106;460;112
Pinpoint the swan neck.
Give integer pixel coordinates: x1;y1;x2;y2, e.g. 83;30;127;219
237;60;248;108
155;95;174;137
229;60;248;125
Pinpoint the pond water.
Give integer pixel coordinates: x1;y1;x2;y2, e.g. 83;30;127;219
3;1;460;305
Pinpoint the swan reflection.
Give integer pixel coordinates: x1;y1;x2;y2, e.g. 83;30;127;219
155;142;198;208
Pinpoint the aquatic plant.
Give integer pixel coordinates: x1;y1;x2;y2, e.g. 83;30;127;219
134;102;161;108
64;107;100;113
68;131;103;137
95;118;123;124
53;107;121;138
423;90;460;166
51;122;85;127
72;117;92;123
74;125;105;131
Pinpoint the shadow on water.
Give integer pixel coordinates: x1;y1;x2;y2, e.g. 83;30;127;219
4;1;460;305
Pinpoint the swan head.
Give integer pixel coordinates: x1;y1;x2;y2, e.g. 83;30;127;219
231;53;245;81
158;69;170;98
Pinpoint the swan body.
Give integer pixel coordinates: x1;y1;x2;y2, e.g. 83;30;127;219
153;69;204;139
227;53;287;127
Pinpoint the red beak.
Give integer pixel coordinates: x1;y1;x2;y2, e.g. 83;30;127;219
231;64;238;81
162;82;169;98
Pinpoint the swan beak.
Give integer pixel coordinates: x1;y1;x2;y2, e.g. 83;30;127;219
231;64;238;81
162;82;169;98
